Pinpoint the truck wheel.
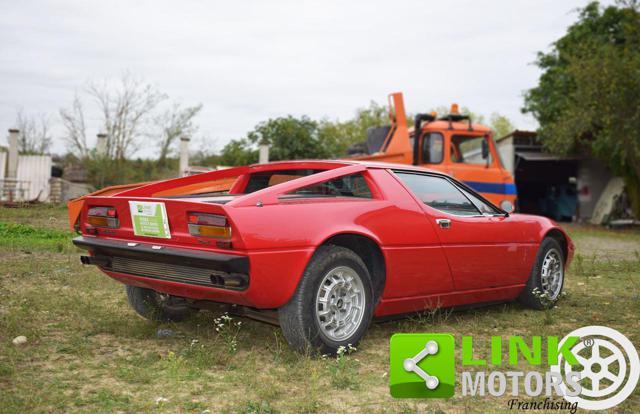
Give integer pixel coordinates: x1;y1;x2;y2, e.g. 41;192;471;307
125;286;196;322
519;237;565;310
279;245;374;354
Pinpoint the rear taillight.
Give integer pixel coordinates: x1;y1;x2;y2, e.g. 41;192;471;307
87;206;119;228
188;213;231;239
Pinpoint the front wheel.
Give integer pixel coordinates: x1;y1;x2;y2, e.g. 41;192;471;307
279;245;374;354
519;237;565;310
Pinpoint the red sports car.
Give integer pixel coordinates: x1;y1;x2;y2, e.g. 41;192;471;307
73;160;573;353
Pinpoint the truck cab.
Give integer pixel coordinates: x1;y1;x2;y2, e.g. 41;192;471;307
349;92;517;212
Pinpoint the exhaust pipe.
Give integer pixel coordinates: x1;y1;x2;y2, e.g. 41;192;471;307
80;255;110;267
210;272;248;289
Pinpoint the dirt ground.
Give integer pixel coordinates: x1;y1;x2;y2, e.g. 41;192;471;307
563;223;640;261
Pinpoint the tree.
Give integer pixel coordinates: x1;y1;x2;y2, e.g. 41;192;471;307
61;73;167;160
318;101;390;155
60;95;88;157
14;110;52;154
155;103;203;164
247;115;330;160
190;143;223;167
88;73;166;159
220;115;333;166
219;139;258;166
523;1;640;214
490;113;515;139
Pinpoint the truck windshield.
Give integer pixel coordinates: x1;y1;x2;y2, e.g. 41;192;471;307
450;135;491;165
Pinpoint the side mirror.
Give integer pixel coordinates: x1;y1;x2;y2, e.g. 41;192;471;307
481;139;489;159
500;200;515;214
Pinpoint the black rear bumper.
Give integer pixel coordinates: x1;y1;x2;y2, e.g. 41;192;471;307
73;236;249;290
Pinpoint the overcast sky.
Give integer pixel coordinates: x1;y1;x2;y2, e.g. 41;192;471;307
0;0;612;156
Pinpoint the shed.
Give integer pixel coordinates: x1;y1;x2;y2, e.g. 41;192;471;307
496;130;615;221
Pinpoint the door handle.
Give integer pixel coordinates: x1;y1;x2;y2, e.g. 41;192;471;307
436;219;451;229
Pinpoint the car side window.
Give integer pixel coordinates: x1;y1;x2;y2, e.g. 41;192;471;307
457;186;500;215
421;133;444;164
287;174;372;199
395;172;480;216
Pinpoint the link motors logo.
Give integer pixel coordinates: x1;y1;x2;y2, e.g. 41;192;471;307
389;326;639;411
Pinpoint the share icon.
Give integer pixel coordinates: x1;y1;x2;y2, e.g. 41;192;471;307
402;340;440;389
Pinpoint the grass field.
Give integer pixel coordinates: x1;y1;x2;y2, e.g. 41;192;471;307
0;205;639;413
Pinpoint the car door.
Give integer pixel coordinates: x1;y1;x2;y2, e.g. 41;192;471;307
393;171;533;291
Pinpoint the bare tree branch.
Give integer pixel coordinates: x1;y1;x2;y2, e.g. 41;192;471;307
59;95;88;157
15;109;52;155
87;73;167;159
155;102;203;163
59;73;205;162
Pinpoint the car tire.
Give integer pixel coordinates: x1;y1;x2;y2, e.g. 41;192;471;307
125;285;196;322
279;245;374;354
519;237;565;310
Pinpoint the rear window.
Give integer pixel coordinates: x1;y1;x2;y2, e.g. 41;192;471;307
156;176;240;198
285;174;372;199
243;169;322;193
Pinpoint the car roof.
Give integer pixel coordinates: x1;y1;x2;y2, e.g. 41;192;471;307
248;159;441;175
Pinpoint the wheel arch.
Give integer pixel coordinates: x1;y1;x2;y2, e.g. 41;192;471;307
544;228;568;264
318;232;387;305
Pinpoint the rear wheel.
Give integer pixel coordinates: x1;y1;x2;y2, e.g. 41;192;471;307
519;237;565;310
125;286;196;322
279;245;374;354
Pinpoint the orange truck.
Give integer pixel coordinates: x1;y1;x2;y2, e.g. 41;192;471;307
348;92;517;212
